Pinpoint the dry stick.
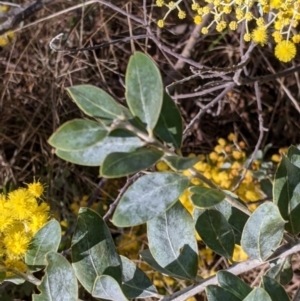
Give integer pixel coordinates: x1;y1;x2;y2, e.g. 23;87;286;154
239;63;300;85
0;2;20;8
49;33;150;53
174;24;203;70
173;43;255;100
96;0;144;25
174;4;212;71
0;0;54;35
182;84;235;139
259;52;300;114
232;82;268;191
173;82;230;99
12;0;144;35
174;62;300;100
277;80;300;113
142;0;148;26
161;242;300;301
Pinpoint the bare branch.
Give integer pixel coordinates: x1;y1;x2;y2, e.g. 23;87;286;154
161;242;300;301
0;0;54;35
232;82;268;191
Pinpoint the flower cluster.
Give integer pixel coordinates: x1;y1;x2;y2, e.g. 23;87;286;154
0;182;49;275
156;0;300;62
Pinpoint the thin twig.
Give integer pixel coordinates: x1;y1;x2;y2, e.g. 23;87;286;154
0;0;54;35
174;24;202;71
161;241;300;301
240;63;300;85
232;82;268;191
50;33;149;53
0;2;20;8
182;84;235;139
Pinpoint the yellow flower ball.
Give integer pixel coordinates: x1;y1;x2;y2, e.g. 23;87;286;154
243;33;251;42
275;40;297;63
271;154;281;162
27;181;44;198
156;0;164;7
227;133;237;141
251;26;268;46
194;15;202;25
209;152;219;162
0;31;15;47
156;161;169;171
201;27;209;34
191;3;200;10
157;19;165;28
229;21;238;30
232;150;243;160
178;10;186;19
214;145;223;154
217;138;227;146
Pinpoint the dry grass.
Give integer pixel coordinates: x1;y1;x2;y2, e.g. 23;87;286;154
0;0;300;300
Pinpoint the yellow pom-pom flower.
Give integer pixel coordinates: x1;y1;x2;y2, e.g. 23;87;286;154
178;10;186;19
157;19;165;28
275;40;297;62
251;26;268;46
156;0;164;7
0;182;49;275
194;15;202;24
27;181;44;198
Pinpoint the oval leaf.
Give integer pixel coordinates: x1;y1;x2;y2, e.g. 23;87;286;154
266;257;293;285
125;52;163;133
195;209;235;258
206;285;241;301
154;92;183;150
48;119;107;151
147;201;198;280
25;220;61;271
67;85;127;120
92;275;128;301
100;148;164;178
112;172;190;227
261;276;290;301
274;156;300;234
217;271;252;299
121;256;159;299
33;252;78;301
55;128;144;166
189;187;226;208
164;156;199;171
243;287;272;301
287;145;300;167
139;249;181;278
215;201;249;245
72;208;122;293
241;202;285;261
